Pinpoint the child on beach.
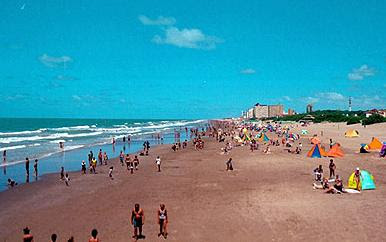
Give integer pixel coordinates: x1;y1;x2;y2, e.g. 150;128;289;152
156;156;161;172
109;166;114;179
158;204;168;238
64;173;70;186
131;203;145;239
81;160;87;174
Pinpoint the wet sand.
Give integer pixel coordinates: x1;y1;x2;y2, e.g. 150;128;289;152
0;122;385;241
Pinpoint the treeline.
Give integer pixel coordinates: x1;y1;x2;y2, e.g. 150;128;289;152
269;110;386;126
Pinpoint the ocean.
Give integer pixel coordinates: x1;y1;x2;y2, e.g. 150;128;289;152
0;118;207;191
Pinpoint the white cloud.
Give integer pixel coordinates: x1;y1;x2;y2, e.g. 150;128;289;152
348;64;375;80
240;68;256;74
305;97;319;104
152;27;222;50
317;92;345;101
139;15;176;26
39;54;72;68
72;95;81;101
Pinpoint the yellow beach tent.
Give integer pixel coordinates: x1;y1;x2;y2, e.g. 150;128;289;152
345;129;359;138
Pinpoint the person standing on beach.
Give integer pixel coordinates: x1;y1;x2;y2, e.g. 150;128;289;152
226;158;233;171
119;151;124;166
125;154;131;170
98;149;103;165
131;203;145;239
33;159;38;179
329;159;336;179
2;150;6;175
133;155;139;170
22;227;34;242
158;204;168;238
88;229;100;242
88;151;93;166
25;157;30;183
60;166;65;180
103;152;108;165
81;160;87;174
156;156;161;172
64;173;70;186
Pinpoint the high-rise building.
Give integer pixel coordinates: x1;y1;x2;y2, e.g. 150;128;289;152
253;103;269;119
288;108;295;116
268;105;284;117
306;104;313;113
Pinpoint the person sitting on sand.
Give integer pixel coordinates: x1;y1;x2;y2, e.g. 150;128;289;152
7;178;17;187
22;227;34;242
333;175;345;193
158;204;168;238
88;229;100;242
313;165;323;181
131;203;145;239
263;146;271;154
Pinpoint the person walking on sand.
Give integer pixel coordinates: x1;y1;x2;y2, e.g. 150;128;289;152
109;166;114;179
64;173;70;186
226;158;233;171
156;156;161;172
131;203;145;239
22;227;34;242
103;152;108;165
158;204;168;238
60;166;65;180
119;150;125;166
125;154;131;170
133;155;139;170
88;228;100;242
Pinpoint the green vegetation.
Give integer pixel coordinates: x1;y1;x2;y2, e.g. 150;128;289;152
269;110;386;126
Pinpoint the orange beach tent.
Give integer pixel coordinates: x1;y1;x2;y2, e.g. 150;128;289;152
307;144;327;158
310;137;321;144
368;137;383;150
327;143;344;157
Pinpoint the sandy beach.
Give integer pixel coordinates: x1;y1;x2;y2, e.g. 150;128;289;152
0;122;385;241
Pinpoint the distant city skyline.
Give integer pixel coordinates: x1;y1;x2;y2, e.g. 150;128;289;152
0;0;385;119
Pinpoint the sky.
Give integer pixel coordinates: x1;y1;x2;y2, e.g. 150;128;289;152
0;0;385;119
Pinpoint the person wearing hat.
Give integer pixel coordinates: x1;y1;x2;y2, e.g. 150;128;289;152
354;167;362;191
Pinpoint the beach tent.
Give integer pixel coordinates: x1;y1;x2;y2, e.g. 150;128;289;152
310;137;321;144
345;129;359;138
258;133;270;142
327;143;344;157
368;137;383;150
301;130;309;135
307;144;327;158
348;170;376;190
380;144;386;157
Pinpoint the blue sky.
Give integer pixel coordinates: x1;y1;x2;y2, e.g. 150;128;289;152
0;0;385;119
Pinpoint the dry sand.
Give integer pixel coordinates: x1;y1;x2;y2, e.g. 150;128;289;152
0;122;385;241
